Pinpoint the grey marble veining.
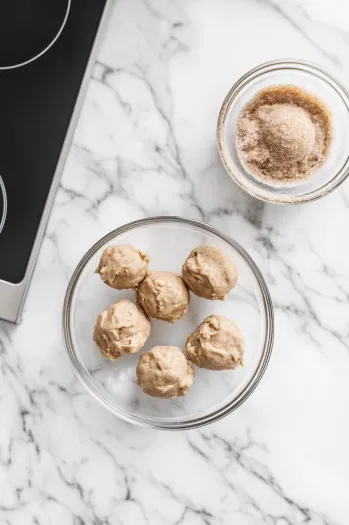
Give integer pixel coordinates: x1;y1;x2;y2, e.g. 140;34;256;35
1;0;349;523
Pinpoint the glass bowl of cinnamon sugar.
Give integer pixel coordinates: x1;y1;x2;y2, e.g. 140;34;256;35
217;59;349;204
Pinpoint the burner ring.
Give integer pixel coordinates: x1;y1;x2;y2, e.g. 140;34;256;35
0;0;71;70
0;176;7;234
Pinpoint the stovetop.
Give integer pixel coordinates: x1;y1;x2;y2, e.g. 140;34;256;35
0;0;110;322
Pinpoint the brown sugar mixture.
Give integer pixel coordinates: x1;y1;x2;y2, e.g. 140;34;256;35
236;85;332;183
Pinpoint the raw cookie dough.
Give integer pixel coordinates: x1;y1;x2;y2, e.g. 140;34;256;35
137;271;190;323
96;244;149;290
182;245;237;300
186;315;244;370
93;299;150;360
136;346;195;398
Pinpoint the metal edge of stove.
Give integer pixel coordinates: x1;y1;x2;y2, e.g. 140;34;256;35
0;0;114;324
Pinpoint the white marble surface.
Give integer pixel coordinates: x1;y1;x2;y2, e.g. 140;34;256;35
1;0;349;523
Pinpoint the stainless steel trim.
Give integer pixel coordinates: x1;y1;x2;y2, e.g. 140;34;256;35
0;0;114;324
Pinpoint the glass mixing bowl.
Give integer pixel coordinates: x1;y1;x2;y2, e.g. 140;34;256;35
63;217;274;430
217;59;349;204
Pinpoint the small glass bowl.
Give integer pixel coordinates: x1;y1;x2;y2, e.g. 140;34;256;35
63;217;274;430
217;59;349;204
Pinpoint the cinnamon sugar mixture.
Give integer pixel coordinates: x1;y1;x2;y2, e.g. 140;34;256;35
236;85;332;183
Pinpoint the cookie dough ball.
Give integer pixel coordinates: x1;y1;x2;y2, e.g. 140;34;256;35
136;346;195;398
186;315;244;370
96;244;149;290
137;271;190;323
93;299;150;360
182;245;237;300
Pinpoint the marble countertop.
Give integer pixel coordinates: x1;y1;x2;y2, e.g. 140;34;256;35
1;0;349;523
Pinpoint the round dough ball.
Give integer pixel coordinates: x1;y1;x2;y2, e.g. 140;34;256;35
136;346;195;398
93;299;150;360
186;315;244;370
182;245;237;300
96;244;149;290
137;271;190;323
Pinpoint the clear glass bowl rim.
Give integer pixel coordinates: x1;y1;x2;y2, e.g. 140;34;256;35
217;58;349;205
62;216;274;430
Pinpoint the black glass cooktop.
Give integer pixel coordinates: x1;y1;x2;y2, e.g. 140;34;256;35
0;0;107;284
